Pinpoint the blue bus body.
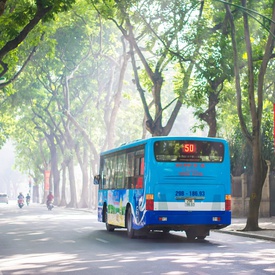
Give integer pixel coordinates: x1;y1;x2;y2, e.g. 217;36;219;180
94;136;231;239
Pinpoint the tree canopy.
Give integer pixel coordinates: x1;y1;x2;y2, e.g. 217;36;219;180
0;0;275;229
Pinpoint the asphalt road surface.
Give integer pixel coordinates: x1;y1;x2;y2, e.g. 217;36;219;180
0;201;274;275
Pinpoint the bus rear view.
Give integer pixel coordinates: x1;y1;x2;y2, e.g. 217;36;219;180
94;137;231;240
146;137;231;240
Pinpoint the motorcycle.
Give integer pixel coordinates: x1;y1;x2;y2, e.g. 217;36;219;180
18;198;24;208
26;198;30;206
47;200;54;211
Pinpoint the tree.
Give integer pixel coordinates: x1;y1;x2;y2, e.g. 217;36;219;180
0;0;6;16
7;106;50;203
93;0;205;136
186;24;234;137
0;0;76;87
225;0;275;230
7;0;142;208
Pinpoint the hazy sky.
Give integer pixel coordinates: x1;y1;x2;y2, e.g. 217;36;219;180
0;141;28;196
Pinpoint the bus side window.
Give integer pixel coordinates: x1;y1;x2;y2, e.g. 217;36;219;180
116;154;125;189
103;157;113;190
109;156;116;189
101;175;106;188
125;152;135;189
140;157;144;175
135;156;144;189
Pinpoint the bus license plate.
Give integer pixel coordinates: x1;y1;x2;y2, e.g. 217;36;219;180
185;199;195;207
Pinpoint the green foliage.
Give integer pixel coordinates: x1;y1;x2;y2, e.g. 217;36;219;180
228;100;275;176
0;0;77;84
0;1;36;41
91;0;117;18
261;101;275;167
0;113;16;148
1;0;275;200
3;0;144;180
228;127;252;176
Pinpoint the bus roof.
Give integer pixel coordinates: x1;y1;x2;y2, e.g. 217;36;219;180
100;136;228;156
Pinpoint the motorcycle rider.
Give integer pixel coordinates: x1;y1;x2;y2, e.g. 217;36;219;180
17;192;24;207
46;191;54;207
17;192;24;200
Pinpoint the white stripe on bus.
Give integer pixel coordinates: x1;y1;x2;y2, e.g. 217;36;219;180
154;202;225;211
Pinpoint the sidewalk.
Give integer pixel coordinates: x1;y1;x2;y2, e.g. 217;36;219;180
219;217;275;242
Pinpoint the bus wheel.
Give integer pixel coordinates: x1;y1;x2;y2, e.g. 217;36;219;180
186;230;196;240
126;208;135;238
104;208;115;232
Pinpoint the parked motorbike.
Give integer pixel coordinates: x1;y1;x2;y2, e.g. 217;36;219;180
47;200;54;210
18;198;24;208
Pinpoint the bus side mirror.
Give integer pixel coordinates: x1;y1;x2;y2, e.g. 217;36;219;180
94;175;101;185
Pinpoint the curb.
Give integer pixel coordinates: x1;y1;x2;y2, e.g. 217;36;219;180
216;229;275;242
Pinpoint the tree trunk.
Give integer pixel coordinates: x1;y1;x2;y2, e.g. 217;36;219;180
0;1;7;17
199;91;218;137
47;132;60;205
51;143;60;205
244;137;268;230
59;163;67;206
67;157;78;208
32;183;39;203
78;143;89;208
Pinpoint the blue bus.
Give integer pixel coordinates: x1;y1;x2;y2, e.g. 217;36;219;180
94;136;231;239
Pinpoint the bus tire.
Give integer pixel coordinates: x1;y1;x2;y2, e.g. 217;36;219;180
126;208;135;238
186;229;196;240
104;208;115;232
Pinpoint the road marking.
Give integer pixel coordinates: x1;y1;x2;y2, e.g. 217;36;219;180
96;238;109;243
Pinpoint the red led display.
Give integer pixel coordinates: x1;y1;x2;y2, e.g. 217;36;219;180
182;143;196;153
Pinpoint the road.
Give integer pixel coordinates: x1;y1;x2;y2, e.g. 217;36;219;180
0;202;274;275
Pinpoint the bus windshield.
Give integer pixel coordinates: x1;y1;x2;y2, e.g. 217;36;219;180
154;140;224;162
